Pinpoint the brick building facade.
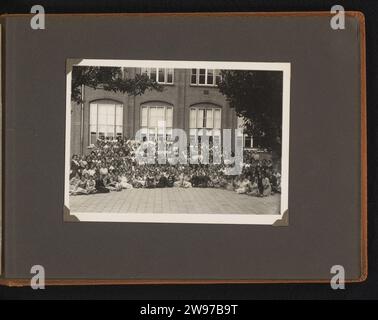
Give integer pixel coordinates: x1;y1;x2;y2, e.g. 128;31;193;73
70;67;252;155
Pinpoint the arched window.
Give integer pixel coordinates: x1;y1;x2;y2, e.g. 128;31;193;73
89;102;123;144
189;106;221;138
188;105;222;156
140;104;173;141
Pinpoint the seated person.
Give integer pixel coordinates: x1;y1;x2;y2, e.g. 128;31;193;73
174;173;192;188
209;171;221;188
274;170;281;193
269;173;278;194
232;176;241;191
145;174;157;188
119;175;133;189
257;173;264;196
199;174;210;188
156;172;168;188
172;171;182;188
133;175;146;188
85;174;97;194
218;175;228;189
69;173;81;195
223;176;235;191
157;174;169;188
211;177;221;188
235;175;251;194
81;164;90;177
190;174;201;187
183;173;192;188
262;175;272;196
248;179;260;196
167;174;175;187
75;175;89;195
95;174;110;193
99;165;109;176
87;163;97;177
70;155;80;177
107;173;122;191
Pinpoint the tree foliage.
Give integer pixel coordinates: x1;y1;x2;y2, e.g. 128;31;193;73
71;66;163;103
217;70;283;155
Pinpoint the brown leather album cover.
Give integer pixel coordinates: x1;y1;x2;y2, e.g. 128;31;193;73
0;12;366;286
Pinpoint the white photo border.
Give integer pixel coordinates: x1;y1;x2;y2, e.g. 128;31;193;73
65;59;291;225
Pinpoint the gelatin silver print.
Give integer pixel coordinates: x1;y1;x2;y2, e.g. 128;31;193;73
65;59;290;224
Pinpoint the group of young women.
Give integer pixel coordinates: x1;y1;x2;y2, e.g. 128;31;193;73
69;138;281;197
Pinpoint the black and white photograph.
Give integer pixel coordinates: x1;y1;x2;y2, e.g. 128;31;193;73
65;60;290;224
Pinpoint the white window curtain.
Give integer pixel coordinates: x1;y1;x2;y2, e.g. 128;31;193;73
89;103;123;143
214;109;221;129
140;105;173;140
190;107;221;129
206;109;214;128
141;106;148;127
189;108;196;128
196;109;204;128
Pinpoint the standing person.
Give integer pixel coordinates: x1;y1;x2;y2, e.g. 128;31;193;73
257;171;264;197
71;155;80;177
79;156;88;172
274;170;281;193
269;172;278;194
99;161;109;176
88;163;97;177
81;164;90;177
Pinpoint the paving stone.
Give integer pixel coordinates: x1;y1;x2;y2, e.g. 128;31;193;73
70;188;280;215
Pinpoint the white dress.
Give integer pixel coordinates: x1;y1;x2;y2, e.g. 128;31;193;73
120;176;133;189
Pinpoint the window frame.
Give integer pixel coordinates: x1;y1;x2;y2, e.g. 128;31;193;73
141;67;174;85
237;116;254;149
244;135;253;149
189;107;222;133
89;102;123;144
140;105;174;140
190;68;221;86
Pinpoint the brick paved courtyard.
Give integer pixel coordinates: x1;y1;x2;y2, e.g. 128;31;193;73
70;188;280;215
